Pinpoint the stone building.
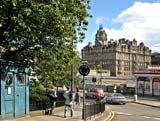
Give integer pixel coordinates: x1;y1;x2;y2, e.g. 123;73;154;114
151;52;160;65
81;25;151;76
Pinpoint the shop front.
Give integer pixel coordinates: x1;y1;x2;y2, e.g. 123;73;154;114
152;77;160;96
134;70;160;96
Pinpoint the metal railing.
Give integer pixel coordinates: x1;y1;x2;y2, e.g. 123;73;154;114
83;101;105;120
29;88;65;111
29;88;106;119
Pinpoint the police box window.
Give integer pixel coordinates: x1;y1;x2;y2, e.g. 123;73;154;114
5;73;13;86
18;73;24;84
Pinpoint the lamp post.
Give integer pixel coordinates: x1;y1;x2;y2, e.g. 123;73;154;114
71;39;74;91
71;62;74;91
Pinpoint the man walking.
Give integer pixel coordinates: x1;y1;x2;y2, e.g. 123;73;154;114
63;87;75;118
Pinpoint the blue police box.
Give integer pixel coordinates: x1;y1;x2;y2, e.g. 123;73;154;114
0;62;29;120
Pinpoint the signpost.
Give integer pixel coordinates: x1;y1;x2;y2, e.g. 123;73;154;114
79;64;90;76
79;64;90;121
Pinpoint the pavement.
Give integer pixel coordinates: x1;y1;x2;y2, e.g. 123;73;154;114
130;96;160;108
3;102;109;121
3;95;160;121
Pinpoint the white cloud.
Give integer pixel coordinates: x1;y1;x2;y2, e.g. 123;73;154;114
96;16;106;25
103;27;128;40
108;2;160;52
151;43;160;52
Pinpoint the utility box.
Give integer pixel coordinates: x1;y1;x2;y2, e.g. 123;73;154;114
0;62;29;120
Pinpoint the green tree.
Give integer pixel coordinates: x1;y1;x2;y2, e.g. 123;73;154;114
0;0;91;85
0;0;91;63
38;39;81;86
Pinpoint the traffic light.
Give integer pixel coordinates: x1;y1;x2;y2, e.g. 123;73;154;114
92;77;96;82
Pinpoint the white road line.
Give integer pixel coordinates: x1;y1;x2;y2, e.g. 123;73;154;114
143;116;160;120
143;116;151;119
115;111;132;116
115;112;160;120
153;117;160;120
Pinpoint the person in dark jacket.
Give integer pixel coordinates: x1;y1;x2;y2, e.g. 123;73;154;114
75;87;80;105
48;85;58;115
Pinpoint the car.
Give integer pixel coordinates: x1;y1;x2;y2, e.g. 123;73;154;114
106;93;127;104
85;88;106;99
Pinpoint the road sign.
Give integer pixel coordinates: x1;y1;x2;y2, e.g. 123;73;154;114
79;64;90;76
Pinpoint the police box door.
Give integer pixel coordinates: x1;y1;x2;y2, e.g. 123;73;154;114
14;72;26;117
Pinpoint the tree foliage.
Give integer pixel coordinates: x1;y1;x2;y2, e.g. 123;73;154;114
0;0;91;86
0;0;91;62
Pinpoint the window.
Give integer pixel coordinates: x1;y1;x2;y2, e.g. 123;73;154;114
5;73;13;86
138;83;143;89
18;73;24;84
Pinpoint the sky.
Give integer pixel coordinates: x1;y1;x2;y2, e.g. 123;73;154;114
77;0;160;53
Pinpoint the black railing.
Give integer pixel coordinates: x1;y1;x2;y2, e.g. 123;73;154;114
29;88;106;119
29;88;65;111
83;101;105;120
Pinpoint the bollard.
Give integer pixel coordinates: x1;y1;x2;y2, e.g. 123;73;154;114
134;94;138;102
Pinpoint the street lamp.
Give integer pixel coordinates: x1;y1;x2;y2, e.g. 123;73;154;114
71;39;75;91
71;62;74;91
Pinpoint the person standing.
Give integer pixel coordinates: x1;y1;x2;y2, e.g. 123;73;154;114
63;87;75;118
75;87;80;105
48;85;58;115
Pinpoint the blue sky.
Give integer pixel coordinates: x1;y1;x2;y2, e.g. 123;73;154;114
77;0;160;53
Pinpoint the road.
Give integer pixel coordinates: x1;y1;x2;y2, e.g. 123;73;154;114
108;102;160;121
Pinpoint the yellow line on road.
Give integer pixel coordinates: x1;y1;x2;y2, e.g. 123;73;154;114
104;110;115;121
104;111;112;121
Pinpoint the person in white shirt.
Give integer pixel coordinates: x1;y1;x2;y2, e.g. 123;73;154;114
63;86;75;118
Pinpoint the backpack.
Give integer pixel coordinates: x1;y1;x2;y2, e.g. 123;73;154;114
69;91;74;102
46;88;51;97
75;92;79;101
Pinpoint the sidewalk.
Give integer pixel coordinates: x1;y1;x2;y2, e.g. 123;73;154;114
4;104;83;121
4;102;109;121
134;96;160;108
127;95;160;108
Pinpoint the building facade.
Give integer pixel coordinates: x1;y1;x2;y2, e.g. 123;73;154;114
81;25;151;76
134;67;160;96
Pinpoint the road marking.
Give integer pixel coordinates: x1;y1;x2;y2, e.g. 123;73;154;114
153;117;160;120
143;116;160;120
104;110;115;121
143;116;151;119
115;111;132;116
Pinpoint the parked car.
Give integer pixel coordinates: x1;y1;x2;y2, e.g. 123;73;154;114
106;93;127;104
85;88;106;99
